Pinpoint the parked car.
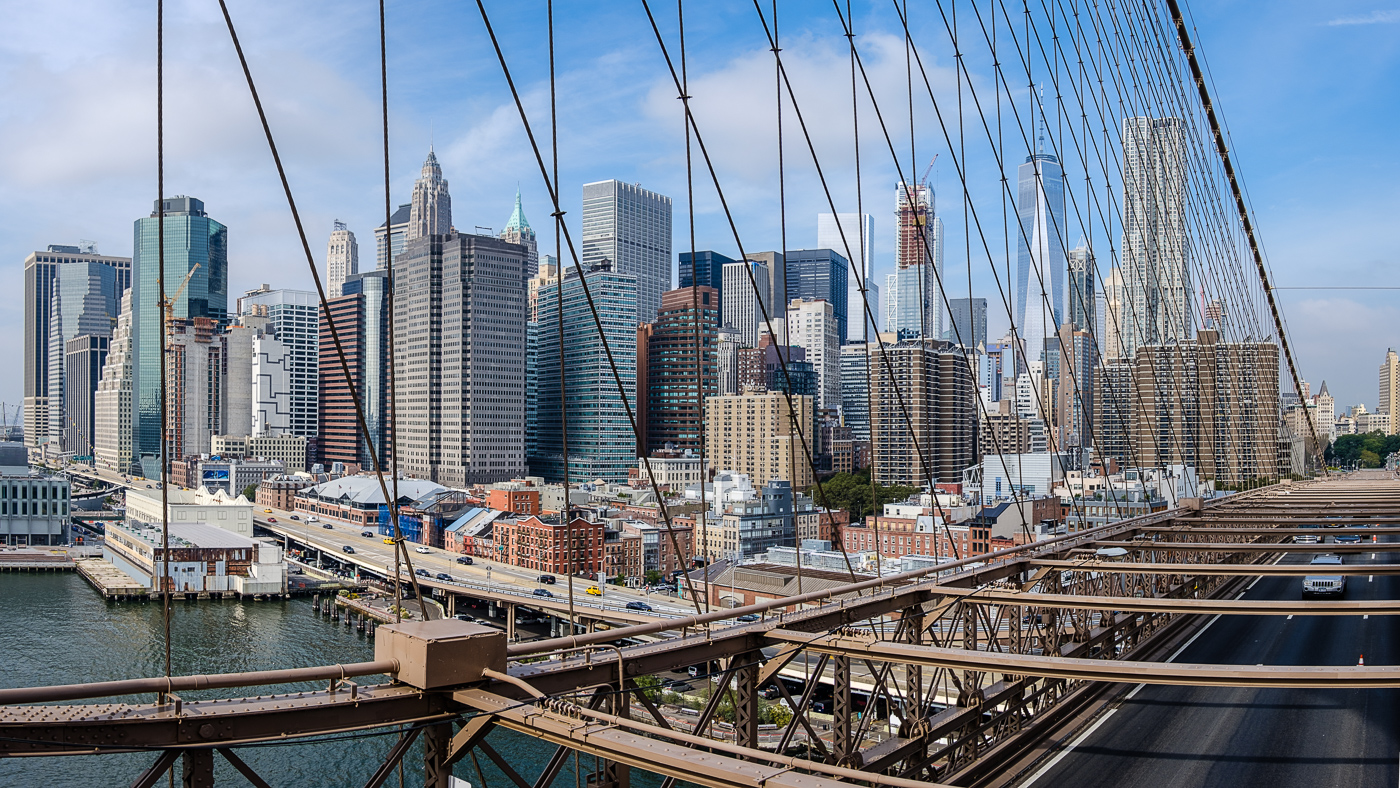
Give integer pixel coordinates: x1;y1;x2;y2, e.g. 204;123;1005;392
625;601;653;612
435;572;453;582
1302;554;1346;597
533;588;554;598
361;531;374;538
414;546;431;554
456;556;474;565
586;586;602;596
538;574;556;584
341;545;355;554
322;523;334;530
760;685;782;699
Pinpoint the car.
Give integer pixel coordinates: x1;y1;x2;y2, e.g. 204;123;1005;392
1294;525;1321;544
1334;533;1362;544
760;685;782;699
663;681;694;692
811;701;829;714
414;568;430;577
538;574;556;584
414;546;431;554
585;586;602;596
306;516;318;523
382;538;396;545
146;484;153;488
454;613;477;622
321;523;334;530
342;545;355;554
361;531;374;538
435;573;453;582
456;556;474;565
687;666;701;678
1302;554;1346;597
289;515;300;521
264;509;273;514
533;588;554;598
625;601;653;612
736;613;760;623
267;517;277;523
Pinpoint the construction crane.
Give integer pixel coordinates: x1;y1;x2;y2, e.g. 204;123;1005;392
162;263;200;331
920;153;939;186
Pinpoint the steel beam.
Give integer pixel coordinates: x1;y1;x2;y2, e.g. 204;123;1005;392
1026;560;1400;575
934;587;1400;615
766;629;1400;687
1092;540;1382;551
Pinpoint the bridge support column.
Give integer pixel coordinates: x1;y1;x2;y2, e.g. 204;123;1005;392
422;720;453;788
599;671;631;788
734;650;759;751
506;603;516;641
833;654;852;765
182;748;214;787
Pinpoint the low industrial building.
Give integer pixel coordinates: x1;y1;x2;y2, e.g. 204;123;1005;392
294;476;446;529
0;442;72;546
125;487;254;538
103;521;286;597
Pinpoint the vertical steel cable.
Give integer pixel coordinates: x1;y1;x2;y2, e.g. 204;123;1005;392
156;0;171;684
377;0;403;625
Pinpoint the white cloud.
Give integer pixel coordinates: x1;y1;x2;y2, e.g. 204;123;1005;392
1326;9;1400;25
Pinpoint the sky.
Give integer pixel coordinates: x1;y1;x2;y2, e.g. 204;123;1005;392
1;0;1397;416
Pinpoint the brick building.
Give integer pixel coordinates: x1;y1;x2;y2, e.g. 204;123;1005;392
494;515;602;575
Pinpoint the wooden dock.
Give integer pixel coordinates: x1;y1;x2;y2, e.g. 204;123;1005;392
75;558;150;600
0;549;75;572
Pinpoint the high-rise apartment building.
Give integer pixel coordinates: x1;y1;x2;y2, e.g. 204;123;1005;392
325;220;358;298
1120;117;1189;359
1054;324;1096;450
1093;360;1133;466
716;326;743;396
248;318;291;437
705;392;814;489
132;196;228;469
375;203;410;269
1015;152;1067;367
786;298;840;413
396;232;528;486
581;180;672;324
817;212;878;342
319;270;392;470
945;297;988;349
1102;266;1125;361
163;318;253;460
1067;244;1096;332
840;343;871;441
678;250;734;302
94;291;135;473
722;259;771;347
639;287;719;455
500;189;539;279
23;245;130;452
533;262;638;482
868;337;975;486
240;288;321;441
527;257;559;323
408;149;452;240
889;183;944;339
1380;349;1400;434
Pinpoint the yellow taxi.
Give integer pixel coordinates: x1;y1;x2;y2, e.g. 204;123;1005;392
585;586;602;596
382;537;396;545
263;509;273;514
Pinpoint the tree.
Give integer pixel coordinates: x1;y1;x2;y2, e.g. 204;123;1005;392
1360;449;1382;468
644;570;663;585
241;483;258;501
809;469;921;522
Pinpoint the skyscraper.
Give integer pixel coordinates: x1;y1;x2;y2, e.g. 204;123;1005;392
63;335;108;458
722;259;771;347
783;249;849;343
1380;349;1400;434
945;297;989;349
869;338;975;485
240;288;321;441
500;189;539;279
678;250;734;301
46;261;122;452
840;343;871;441
1102;266;1125;361
716;326;743;396
325;220;359;298
132;196;228;468
533;261;638;482
408;149;452;240
1015;152;1067;368
375;203;410;269
319;270;392;469
786;298;840;413
581;180;672;324
641;287;719;455
817;213;879;342
1067;244;1095;331
94;291;135;473
888;183;944;339
23;244;130;452
1120;117;1189;359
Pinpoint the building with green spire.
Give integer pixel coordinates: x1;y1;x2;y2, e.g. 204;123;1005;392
500;189;539;278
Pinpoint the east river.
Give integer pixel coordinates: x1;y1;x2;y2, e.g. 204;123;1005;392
0;573;666;787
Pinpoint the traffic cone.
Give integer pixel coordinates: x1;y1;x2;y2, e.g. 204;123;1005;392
1358;654;1365;667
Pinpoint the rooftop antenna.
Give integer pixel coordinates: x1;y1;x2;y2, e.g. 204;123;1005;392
1037;84;1046;155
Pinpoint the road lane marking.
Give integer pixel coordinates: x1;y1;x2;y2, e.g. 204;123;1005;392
1022;708;1119;786
1287;615;1294;620
1365;615;1370;620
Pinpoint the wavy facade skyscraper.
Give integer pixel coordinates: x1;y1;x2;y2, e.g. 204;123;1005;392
1120;116;1189;359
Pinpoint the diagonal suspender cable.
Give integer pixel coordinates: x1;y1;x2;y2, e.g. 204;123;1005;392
377;0;405;625
214;0;431;618
475;0;705;615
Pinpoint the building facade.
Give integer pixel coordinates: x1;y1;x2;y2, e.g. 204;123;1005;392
944;297;988;349
705;392;815;489
817;212;878;343
869;337;976;486
581;180;672;324
1120;117;1189;359
500;189;539;279
325;220;358;298
319;271;391;471
240;288;320;442
786;298;840;413
722;259;772;347
94;291;136;474
1380;349;1400;434
1015;153;1067;365
641;287;719;455
678;250;734;303
783;249;849;344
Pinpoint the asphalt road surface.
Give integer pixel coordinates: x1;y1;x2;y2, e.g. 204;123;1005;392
1025;536;1400;787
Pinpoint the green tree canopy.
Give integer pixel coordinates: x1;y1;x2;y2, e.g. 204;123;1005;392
1327;432;1400;468
809;469;921;522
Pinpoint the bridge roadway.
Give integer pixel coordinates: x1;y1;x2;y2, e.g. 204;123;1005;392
51;462;697;627
1025;535;1400;787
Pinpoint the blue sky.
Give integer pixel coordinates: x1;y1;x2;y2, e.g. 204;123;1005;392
0;0;1396;413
